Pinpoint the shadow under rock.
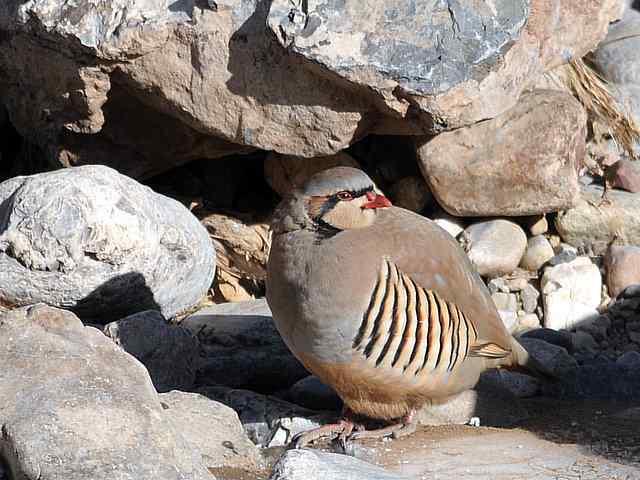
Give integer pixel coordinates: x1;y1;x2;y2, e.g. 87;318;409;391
184;303;310;393
71;271;161;324
505;291;640;468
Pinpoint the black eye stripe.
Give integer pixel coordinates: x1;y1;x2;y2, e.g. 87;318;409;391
331;186;373;201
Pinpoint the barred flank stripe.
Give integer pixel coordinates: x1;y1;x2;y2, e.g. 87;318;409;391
355;259;478;375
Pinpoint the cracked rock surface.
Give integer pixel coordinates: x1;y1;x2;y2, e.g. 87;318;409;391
0;165;215;322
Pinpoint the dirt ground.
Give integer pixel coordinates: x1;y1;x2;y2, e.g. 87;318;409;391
210;398;640;479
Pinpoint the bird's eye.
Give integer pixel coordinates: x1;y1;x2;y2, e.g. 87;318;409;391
336;191;353;201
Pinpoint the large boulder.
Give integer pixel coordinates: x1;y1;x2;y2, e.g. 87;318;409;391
0;0;622;176
268;0;620;131
0;304;211;480
0;0;403;175
0;165;215;322
416;90;585;216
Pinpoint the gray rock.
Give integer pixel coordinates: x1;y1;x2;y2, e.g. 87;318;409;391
417;90;585;216
0;304;210;480
521;328;574;353
181;299;308;392
540;257;602;331
159;390;263;472
197;386;333;448
620;283;640;299
576;315;611;343
520;236;555;271
268;1;618;132
481;370;541;398
521;283;540;314
270;0;527;98
547;362;640;400
288;375;342;411
548;244;579;268
571;330;598;354
104;310;199;392
497;310;518;333
519;337;578;376
269;449;407;480
462;220;527;277
487;277;510;294
516;313;541;333
555;185;640;253
492;292;518;332
0;165;215;322
505;276;529;292
492;292;518;312
617;350;640;367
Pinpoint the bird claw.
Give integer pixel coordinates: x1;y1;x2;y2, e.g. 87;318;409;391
290;420;353;449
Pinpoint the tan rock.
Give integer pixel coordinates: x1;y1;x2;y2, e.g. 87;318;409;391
520;236;555;271
524;215;549;236
264;152;360;197
417;90;585;216
605;244;640;298
610;159;640;193
462;220;527;278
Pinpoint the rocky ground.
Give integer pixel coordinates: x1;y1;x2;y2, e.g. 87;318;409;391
2;0;640;479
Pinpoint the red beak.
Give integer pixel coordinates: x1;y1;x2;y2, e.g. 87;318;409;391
362;191;392;209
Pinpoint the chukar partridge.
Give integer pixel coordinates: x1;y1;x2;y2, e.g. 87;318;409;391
267;167;549;446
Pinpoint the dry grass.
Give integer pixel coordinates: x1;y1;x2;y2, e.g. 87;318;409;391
563;57;640;160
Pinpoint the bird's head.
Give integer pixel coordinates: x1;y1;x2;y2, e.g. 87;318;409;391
299;167;392;234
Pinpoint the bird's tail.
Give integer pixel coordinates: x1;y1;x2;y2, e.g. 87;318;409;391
507;337;558;381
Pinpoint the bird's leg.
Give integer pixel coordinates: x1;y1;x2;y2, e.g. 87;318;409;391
291;406;357;449
348;410;416;441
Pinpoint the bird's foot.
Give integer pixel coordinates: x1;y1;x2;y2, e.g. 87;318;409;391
348;411;416;441
291;419;354;449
